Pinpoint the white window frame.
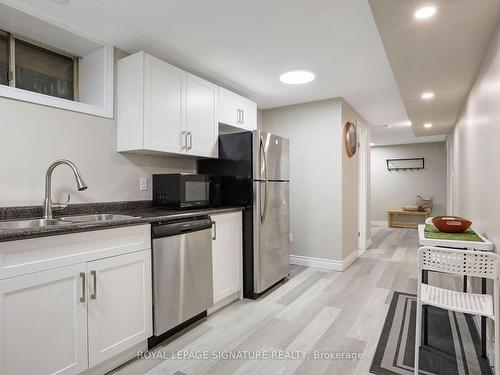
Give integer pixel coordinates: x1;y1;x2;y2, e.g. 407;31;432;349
0;2;114;119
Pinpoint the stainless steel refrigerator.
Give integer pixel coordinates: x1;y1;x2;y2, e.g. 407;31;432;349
197;129;290;298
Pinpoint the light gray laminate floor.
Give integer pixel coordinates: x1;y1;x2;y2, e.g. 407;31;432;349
112;226;460;375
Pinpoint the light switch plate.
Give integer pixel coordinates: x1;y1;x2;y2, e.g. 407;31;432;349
139;177;148;191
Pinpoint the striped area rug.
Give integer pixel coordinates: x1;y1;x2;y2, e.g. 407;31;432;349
370;291;492;375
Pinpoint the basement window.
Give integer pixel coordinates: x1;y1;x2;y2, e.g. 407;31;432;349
0;2;114;118
0;31;8;85
1;30;78;101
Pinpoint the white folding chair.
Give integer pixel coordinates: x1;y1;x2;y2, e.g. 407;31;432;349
415;246;500;375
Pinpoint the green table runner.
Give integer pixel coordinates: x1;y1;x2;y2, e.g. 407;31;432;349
424;224;484;242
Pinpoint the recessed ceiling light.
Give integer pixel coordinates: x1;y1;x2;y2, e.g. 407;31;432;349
415;6;437;20
280;70;315;85
421;92;435;100
370;142;376;147
407;121;413;126
424;123;433;128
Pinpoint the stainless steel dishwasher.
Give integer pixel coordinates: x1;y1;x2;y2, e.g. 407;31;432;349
150;217;213;346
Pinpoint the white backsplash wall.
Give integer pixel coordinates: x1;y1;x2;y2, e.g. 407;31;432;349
370;142;447;223
0;49;195;207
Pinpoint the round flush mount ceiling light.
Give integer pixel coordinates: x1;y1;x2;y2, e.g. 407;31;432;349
421;92;435;100
280;70;315;85
414;6;437;20
424;123;433;128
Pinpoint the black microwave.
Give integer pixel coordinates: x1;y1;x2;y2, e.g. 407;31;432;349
152;174;221;209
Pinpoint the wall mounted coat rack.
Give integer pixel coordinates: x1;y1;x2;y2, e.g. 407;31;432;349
386;157;425;172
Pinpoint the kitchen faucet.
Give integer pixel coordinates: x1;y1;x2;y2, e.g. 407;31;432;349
43;159;88;219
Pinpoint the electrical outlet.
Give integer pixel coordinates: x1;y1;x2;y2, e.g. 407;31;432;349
139;177;148;191
289;233;293;243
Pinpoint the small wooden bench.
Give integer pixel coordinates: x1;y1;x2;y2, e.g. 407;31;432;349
387;209;430;229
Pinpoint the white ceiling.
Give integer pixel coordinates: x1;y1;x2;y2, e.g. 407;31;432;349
369;0;500;136
371;125;446;147
3;0;498;144
0;0;408;127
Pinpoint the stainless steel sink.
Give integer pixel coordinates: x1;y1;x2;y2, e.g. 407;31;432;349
0;218;71;230
59;214;134;223
0;214;135;231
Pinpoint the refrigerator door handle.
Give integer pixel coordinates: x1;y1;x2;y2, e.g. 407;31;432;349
260;136;268;181
263;180;268;222
259;138;268;222
258;180;268;223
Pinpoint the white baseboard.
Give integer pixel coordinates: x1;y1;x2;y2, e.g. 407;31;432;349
358;238;373;256
81;341;146;375
290;251;358;272
371;220;387;227
342;251;359;269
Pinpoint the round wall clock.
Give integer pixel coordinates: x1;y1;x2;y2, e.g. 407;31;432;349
344;121;357;158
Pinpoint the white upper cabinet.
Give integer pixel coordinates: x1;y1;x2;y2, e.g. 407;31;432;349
218;87;239;127
117;51;217;157
218;87;257;131
185;73;218;157
118;51;257;157
144;54;186;153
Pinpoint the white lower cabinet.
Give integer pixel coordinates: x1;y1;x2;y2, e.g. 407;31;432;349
211;211;243;305
87;250;152;367
0;264;88;375
0;225;152;375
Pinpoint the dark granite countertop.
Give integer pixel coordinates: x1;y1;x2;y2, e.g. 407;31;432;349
0;201;245;242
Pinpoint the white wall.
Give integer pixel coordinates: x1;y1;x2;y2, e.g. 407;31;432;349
448;21;500;363
262;99;343;262
0;49;195;207
450;22;500;249
371;142;447;222
261;98;369;265
341;99;371;256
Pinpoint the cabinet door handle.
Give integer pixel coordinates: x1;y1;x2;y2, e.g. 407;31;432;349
181;131;187;150
79;272;86;303
241;109;244;124
212;221;217;240
91;270;97;300
236;109;241;124
187;132;193;150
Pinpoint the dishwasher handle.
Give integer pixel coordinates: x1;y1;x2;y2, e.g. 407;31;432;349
152;217;212;238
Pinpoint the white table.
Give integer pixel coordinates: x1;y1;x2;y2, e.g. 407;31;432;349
417;223;494;357
417;224;494;251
